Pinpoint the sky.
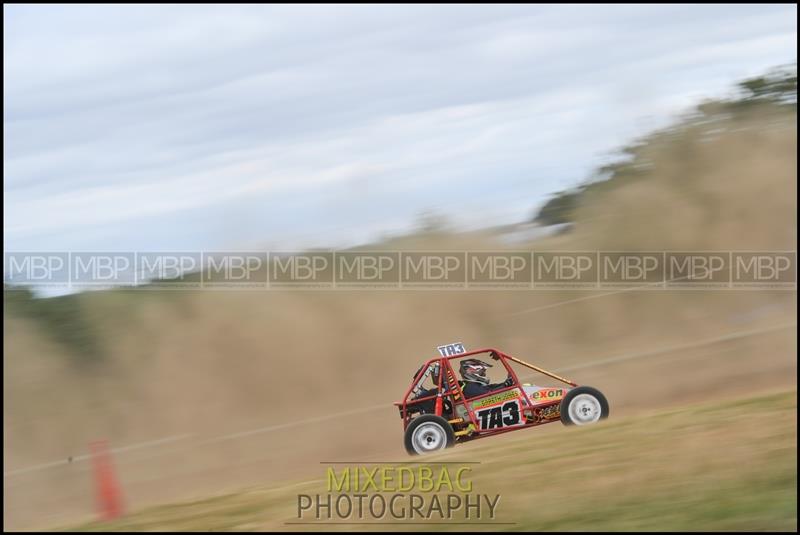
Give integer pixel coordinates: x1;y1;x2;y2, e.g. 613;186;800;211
4;4;797;253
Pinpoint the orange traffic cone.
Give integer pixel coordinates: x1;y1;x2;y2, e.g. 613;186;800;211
89;440;124;521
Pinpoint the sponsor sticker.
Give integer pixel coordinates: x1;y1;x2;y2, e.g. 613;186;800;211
471;389;520;410
537;405;561;420
528;388;565;404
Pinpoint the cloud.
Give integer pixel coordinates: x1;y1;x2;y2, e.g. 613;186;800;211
3;4;797;251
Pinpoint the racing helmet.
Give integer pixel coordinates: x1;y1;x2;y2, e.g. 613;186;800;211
459;358;492;385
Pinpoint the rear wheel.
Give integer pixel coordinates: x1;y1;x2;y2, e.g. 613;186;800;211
560;386;609;426
404;415;455;455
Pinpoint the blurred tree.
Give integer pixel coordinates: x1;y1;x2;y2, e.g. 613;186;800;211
531;63;796;226
415;209;450;233
737;64;797;104
534;190;581;226
4;286;103;364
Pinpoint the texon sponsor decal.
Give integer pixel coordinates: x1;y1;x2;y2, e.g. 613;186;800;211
529;388;565;403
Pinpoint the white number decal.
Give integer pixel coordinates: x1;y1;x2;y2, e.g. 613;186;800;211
437;343;466;357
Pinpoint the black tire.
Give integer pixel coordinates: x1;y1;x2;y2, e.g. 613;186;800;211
404;414;455;456
559;386;609;426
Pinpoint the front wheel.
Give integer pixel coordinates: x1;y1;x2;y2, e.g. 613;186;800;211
404;415;455;455
560;386;609;426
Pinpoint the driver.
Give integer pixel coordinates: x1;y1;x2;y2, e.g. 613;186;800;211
459;358;514;398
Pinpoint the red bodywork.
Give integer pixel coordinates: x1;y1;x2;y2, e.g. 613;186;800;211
394;348;579;442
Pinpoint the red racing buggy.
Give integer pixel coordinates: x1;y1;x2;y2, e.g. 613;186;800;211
395;346;609;455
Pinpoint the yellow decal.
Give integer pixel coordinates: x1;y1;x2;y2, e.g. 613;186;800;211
471;389;519;410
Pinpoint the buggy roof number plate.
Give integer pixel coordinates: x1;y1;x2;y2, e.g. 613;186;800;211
437;343;466;357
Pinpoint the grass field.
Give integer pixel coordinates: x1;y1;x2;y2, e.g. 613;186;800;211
66;389;797;532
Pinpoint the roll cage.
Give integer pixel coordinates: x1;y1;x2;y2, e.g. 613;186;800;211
395;348;578;440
